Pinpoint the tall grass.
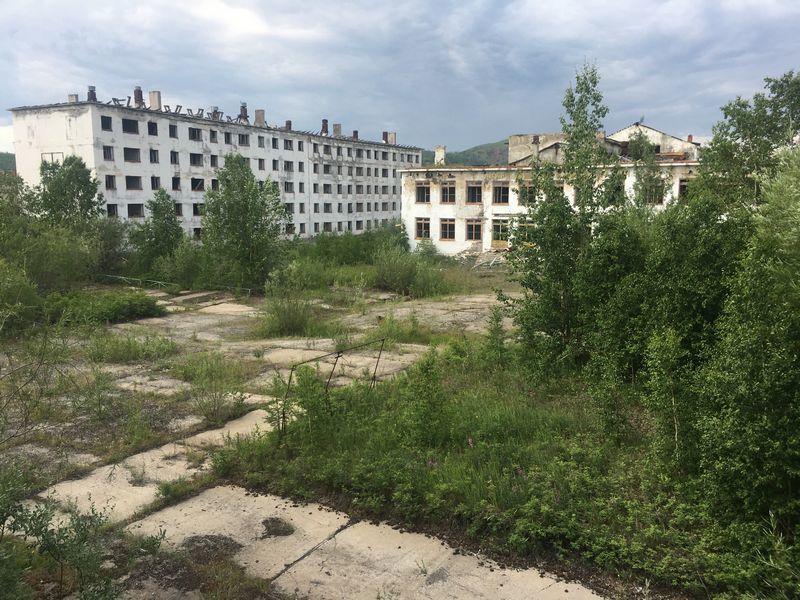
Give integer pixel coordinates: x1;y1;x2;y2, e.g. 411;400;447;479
86;332;178;363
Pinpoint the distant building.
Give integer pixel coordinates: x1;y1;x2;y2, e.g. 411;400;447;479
10;86;422;238
401;124;700;255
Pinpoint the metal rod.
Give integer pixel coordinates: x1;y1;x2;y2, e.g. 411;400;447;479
371;338;385;390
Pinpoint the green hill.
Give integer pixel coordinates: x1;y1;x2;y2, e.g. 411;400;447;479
422;140;507;166
0;152;15;172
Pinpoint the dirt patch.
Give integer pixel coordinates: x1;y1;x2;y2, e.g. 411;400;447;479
198;302;259;316
261;517;295;538
116;373;190;396
182;534;244;561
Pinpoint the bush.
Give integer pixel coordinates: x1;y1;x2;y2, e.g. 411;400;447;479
152;238;203;290
0;258;41;334
43;288;164;325
261;297;315;336
373;246;451;298
86;332;178;363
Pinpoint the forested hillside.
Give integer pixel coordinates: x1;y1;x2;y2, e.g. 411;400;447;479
422;139;507;165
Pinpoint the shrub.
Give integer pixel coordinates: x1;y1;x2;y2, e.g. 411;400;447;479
261;297;314;336
43;288;164;325
0;258;41;334
152;238;202;290
373;245;418;296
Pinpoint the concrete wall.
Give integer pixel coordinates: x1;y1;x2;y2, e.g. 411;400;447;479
12;102;421;237
608;124;699;159
401;161;699;256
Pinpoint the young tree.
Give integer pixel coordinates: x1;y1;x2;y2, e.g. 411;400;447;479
628;131;668;206
697;70;800;205
129;188;183;274
560;63;614;220
201;154;288;288
34;156;103;228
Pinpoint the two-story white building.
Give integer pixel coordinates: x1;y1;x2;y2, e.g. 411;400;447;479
11;85;422;238
401;125;700;255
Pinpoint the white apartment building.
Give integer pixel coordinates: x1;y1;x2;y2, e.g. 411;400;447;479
11;86;422;238
402;126;700;255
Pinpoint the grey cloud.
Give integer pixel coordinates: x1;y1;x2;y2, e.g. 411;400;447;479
1;0;798;151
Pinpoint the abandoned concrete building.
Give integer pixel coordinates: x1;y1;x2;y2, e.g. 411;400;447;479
10;86;422;238
401;124;700;255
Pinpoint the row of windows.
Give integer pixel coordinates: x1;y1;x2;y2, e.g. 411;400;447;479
310;143;418;164
107;202;209;219
309;183;396;196
104;174;219;192
312;163;396;178
415;183;510;204
99;115;419;163
414;218;510;242
103;145;223;168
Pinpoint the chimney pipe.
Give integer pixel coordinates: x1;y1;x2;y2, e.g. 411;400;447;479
687;134;693;143
149;91;162;111
87;85;97;102
387;132;397;145
333;123;342;137
382;131;388;143
352;130;358;140
284;119;292;130
254;109;265;127
321;119;329;135
239;102;248;121
67;93;79;103
133;86;144;108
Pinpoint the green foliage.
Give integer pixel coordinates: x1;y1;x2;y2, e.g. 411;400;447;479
152;237;202;290
43;288;164;325
34;156;103;228
422;140;508;166
628;131;668;206
129;188;184;275
0;258;41;334
86;332;178;363
201;153;287;288
261;297;315;337
373;245;451;298
697;70;800;205
0;151;15;172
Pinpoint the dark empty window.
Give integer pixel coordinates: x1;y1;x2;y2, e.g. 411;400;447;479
211;179;218;190
169;124;178;138
493;185;510;204
224;132;232;144
122;119;139;134
172;177;180;191
467;184;482;203
188;127;202;141
151;176;160;190
284;139;293;150
123;147;140;162
210;155;218;167
440;218;455;240
272;137;279;149
104;175;116;190
193;227;202;240
415;218;430;239
416;184;430;203
148;121;158;136
210;130;218;143
170;151;179;165
103;146;114;161
192;203;205;216
150;149;159;163
106;203;118;217
174;203;183;216
125;176;142;190
191;178;205;192
127;203;144;218
238;134;249;146
258;135;265;148
189;153;203;167
101;116;112;131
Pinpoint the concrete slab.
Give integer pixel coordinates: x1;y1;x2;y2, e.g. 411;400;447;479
274;521;603;600
173;291;222;304
262;348;331;367
127;486;350;580
198;302;259;316
183;409;270;447
116;373;190;396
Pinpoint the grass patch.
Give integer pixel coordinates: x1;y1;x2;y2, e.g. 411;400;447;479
43;288;164;325
210;334;793;598
86;332;178;363
258;297;349;339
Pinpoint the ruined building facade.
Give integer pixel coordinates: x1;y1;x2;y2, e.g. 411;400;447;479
11;86;422;238
401;124;700;255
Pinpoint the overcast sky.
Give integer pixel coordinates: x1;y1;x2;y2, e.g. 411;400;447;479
1;0;799;152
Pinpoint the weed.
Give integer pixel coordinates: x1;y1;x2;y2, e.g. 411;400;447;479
86;332;178;363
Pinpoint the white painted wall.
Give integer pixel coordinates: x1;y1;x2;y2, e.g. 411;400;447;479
12;102;421;237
